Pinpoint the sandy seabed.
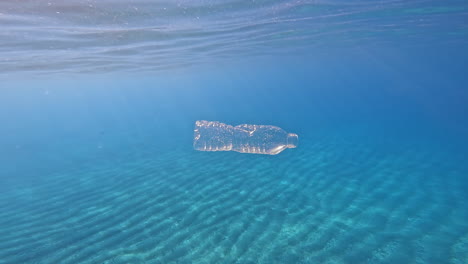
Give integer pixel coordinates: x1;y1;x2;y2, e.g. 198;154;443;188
1;135;467;264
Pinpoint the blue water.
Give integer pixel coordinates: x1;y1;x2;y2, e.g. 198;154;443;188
1;1;468;263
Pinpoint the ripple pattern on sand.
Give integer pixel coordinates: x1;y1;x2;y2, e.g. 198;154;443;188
0;137;467;263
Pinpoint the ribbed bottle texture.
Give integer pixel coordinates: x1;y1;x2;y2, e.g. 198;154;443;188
193;120;298;155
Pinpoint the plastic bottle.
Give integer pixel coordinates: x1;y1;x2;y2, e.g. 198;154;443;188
193;120;298;155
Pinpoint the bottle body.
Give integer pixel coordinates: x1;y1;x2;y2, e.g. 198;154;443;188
193;120;298;155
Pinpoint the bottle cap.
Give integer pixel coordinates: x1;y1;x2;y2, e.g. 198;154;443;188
287;133;298;148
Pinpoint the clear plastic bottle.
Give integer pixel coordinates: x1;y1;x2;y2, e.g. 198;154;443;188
193;120;298;155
